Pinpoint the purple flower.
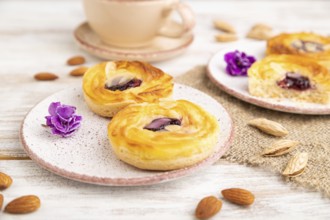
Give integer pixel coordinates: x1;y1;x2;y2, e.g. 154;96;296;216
45;102;82;137
224;50;256;76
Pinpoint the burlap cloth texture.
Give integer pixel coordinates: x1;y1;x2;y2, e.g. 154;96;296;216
175;65;330;197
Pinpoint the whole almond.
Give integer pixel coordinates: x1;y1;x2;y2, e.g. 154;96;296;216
248;118;288;137
215;33;238;42
221;188;255;206
195;196;222;219
252;23;272;31
69;66;89;77
0;172;13;190
5;195;40;214
246;23;273;40
247;29;273;40
262;139;300;157
0;194;3;210
213;20;236;33
282;152;308;177
67;56;86;65
34;72;58;81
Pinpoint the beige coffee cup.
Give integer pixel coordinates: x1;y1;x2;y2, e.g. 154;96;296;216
83;0;195;48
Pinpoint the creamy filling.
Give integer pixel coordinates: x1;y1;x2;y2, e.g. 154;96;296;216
105;78;142;91
104;61;142;91
291;40;324;53
144;118;181;132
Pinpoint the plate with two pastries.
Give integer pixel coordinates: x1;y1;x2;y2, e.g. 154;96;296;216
20;61;233;186
207;32;330;115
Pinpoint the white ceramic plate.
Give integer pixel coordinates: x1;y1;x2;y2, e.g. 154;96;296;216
74;22;194;63
207;41;330;115
20;84;233;186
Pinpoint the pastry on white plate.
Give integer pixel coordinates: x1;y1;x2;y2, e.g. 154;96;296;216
108;100;220;171
266;32;330;69
248;55;330;104
83;61;173;117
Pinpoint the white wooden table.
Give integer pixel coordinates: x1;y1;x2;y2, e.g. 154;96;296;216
1;0;330;219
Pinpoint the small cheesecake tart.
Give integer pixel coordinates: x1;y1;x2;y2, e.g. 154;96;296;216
108;100;220;171
248;55;330;104
266;32;330;69
83;61;173;117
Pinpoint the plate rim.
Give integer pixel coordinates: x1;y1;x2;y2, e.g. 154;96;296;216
73;22;194;62
19;84;234;186
206;42;330;115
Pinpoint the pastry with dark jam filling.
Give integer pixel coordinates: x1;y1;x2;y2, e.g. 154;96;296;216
248;55;330;104
108;100;220;171
266;32;330;69
83;60;173;117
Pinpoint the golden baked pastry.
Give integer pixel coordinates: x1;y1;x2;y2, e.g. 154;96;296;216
248;55;330;104
108;100;220;171
266;32;330;69
83;61;173;117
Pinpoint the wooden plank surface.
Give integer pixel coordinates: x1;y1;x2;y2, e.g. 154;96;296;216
2;160;330;220
1;0;330;219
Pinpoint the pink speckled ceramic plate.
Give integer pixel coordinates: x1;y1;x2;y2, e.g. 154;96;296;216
207;41;330;115
74;22;194;62
20;84;233;186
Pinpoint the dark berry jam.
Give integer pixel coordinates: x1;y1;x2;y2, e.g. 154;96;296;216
105;78;142;91
277;72;311;91
144;118;181;132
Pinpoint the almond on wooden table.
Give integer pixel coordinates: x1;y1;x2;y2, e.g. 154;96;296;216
215;33;238;42
69;66;89;76
221;188;255;206
262;139;300;157
248;118;288;137
247;30;273;40
0;172;13;190
246;23;273;40
5;195;41;214
67;55;86;65
213;19;236;33
34;72;58;81
282;152;308;177
195;196;222;219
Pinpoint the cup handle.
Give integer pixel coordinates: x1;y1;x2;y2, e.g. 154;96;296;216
158;2;195;38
